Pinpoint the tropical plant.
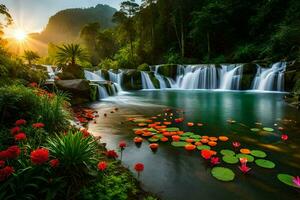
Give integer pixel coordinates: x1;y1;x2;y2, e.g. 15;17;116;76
23;50;40;67
55;44;89;65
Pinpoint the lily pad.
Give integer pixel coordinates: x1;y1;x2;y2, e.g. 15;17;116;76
220;149;235;156
171;141;188;147
148;138;160;142
250;128;260;132
222;156;239;164
197;145;211;150
263;127;274;132
251;150;267;158
193;138;201;142
277;174;300;188
155;134;164;139
182;132;194;137
180;137;189;141
236;154;254;162
255;159;275;169
211;167;235;182
190;135;201;139
166;127;179;132
147;128;158;132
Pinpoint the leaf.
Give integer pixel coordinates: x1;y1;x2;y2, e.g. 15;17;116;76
148;137;159;142
250;150;267;158
211;167;235;182
166;127;179;132
171;141;188;147
222;156;239;164
236;154;255;162
180;137;189;141
250;128;260;132
255;159;275;169
182;132;194;137
147;128;158;132
220;149;235;156
197;145;211;150
263;127;274;132
190;135;201;139
277;174;300;188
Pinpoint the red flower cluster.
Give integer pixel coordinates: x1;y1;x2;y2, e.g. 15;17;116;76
0;146;21;160
30;148;49;165
29;82;38;87
97;161;107;171
119;141;127;149
106;150;118;158
0;166;14;182
15;133;27;141
32;123;45;129
10;127;20;135
15;119;26;126
80;129;90;137
134;163;144;172
49;159;60;168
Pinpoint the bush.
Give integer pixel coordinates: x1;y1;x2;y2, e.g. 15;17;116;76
98;58;119;70
233;44;258;62
137;63;150;71
163;50;182;64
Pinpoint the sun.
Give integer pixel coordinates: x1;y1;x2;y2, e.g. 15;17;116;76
14;29;27;41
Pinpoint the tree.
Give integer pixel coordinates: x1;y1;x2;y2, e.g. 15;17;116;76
0;4;13;47
55;44;89;65
23;50;40;67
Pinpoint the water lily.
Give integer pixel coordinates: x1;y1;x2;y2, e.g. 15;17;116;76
281;134;288;141
201;149;213;160
239;164;251;174
232;141;241;148
210;157;220;166
292;176;300;187
239;157;248;165
134;162;144;179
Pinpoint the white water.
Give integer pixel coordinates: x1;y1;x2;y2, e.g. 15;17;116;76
84;70;105;81
141;71;156;89
97;85;109;99
108;69;124;92
252;62;286;91
219;64;243;90
151;65;167;89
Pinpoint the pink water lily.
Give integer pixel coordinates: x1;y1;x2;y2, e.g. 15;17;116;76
239;165;251;174
232;141;241;148
293;176;300;187
210;157;220;166
239;157;248;165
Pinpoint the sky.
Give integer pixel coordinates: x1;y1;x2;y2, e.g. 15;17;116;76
2;0;141;36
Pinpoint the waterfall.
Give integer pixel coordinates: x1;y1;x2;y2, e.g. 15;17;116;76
97;85;109;99
176;65;218;89
219;64;243;90
151;65;167;89
108;69;124;92
141;71;155;89
252;62;286;91
84;70;105;81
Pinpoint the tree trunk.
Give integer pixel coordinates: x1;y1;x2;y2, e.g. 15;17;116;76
72;57;76;65
207;31;211;60
180;18;184;58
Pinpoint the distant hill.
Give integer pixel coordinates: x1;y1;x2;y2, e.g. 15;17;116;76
29;4;116;53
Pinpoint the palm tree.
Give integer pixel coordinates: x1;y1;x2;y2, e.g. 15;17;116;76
23;50;40;67
55;44;89;65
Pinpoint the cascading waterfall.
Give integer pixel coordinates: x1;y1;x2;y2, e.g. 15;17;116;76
141;71;155;89
108;69;124;92
151;65;167;89
97;85;109;99
219;64;243;90
84;70;105;81
252;62;286;91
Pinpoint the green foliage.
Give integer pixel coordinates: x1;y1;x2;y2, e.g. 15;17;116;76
56;43;89;65
137;63;150;71
98;58;119;70
164;50;182;64
23;50;40;66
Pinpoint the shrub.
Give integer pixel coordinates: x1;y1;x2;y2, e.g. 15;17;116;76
137;63;150;71
98;58;119;70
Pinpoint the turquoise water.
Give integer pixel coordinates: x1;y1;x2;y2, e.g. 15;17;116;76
88;90;300;200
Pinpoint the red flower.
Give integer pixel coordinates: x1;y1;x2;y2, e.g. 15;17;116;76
0;160;5;168
281;134;288;141
32;123;45;128
210;157;220;165
29;82;38;87
134;163;144;172
15;119;26;126
239;164;251;174
119;141;127;149
0;166;14;181
5;146;21;159
14;133;27;141
80;129;90;137
106;150;118;158
232;141;241;148
201;149;213;160
10;127;20;135
49;159;59;168
30;148;49;165
97;161;107;171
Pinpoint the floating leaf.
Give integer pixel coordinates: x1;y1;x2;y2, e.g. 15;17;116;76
251;150;267;158
148;138;159;142
180;137;189;141
197;145;211;150
193;138;201;142
166;127;179;132
222;156;239;164
182;132;194;137
236;154;255;162
263;127;274;132
211;167;235;182
250;128;260;132
190;135;201;139
277;174;300;188
255;159;275;168
147;128;158;133
171;141;188;147
220;149;235;156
